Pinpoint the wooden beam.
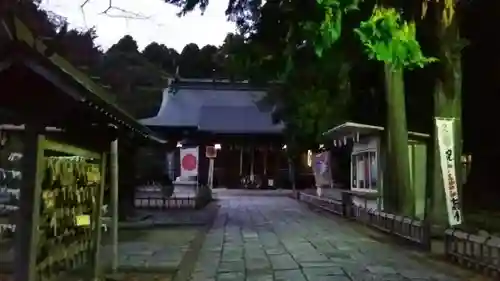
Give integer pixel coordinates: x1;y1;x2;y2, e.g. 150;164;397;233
110;139;119;272
14;127;45;281
91;152;107;279
42;138;101;159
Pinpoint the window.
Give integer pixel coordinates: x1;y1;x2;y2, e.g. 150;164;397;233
351;151;377;191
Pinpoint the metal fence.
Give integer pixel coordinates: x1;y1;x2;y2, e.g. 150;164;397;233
444;228;500;277
297;191;430;250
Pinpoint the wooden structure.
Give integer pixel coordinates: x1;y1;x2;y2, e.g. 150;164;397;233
0;12;164;281
323;122;429;218
140;79;310;188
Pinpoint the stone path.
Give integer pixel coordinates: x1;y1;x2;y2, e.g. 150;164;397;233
189;191;475;281
101;228;198;271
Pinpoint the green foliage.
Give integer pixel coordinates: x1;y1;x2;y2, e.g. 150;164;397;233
354;6;437;69
301;0;363;57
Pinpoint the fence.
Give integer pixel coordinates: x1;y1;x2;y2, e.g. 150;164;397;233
298;192;343;216
444;228;500;277
134;196;196;209
134;183;196;209
296;190;430;250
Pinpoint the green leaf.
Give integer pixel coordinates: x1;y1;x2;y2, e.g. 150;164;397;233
355;6;437;69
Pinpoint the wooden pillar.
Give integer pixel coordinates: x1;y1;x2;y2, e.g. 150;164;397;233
91;153;107;279
14;126;44;281
118;142;136;220
110;139;119;272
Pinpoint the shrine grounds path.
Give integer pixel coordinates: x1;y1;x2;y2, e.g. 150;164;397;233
187;189;485;281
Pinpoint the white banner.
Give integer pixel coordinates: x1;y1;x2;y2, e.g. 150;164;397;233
180;147;199;178
435;117;462;226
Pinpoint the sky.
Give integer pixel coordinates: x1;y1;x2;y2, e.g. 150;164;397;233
39;0;237;52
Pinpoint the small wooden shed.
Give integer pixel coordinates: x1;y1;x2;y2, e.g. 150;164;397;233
323;122;429;219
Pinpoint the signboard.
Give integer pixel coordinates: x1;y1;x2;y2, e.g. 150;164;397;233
206;146;217;158
180;147;199;177
435;117;462;226
312;151;332;191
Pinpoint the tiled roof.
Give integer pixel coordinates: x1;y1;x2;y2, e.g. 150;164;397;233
140;82;284;134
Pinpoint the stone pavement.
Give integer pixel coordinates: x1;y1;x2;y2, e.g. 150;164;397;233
101;228;198;271
189;191;480;281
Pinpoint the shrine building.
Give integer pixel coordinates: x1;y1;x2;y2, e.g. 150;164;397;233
140;79;312;188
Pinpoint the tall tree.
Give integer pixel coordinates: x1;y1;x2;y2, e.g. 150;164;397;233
179;43;201;77
198;44;219;77
108;34;139;54
142;42;180;74
423;0;465;229
355;6;435;214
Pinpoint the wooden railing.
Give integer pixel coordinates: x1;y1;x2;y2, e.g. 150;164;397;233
134;196;196;209
444;228;500;278
296;190;431;250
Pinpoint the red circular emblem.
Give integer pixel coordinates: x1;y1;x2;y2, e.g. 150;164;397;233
182;154;197;171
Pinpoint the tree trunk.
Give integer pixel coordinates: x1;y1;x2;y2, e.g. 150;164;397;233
430;9;463;231
384;64;413;216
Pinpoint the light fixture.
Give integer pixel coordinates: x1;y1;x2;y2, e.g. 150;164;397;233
307;150;312;167
282;144;287;150
319;144;324;149
176;142;182;148
214;143;222;150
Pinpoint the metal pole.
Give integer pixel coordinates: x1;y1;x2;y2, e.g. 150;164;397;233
208;158;214;189
110;139;119;272
250;147;255;181
239;147;243;176
263;147;267;175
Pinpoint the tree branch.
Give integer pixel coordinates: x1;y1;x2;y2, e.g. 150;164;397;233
80;0;150;20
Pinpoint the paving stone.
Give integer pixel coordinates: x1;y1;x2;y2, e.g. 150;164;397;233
218;260;245;273
269;254;299;270
366;265;397;275
302;266;346;279
346;273;408;281
246;273;274;281
299;261;339;268
217;271;245;281
274;269;307;281
265;247;287;255
186;190;474;281
245;257;271;271
222;248;244;261
190;271;216;281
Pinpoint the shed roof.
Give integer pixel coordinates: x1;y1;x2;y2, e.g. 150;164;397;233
323;122;429;143
0;14;165;144
140;81;284;134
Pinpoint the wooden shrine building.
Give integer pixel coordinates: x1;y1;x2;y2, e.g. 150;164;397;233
0;10;165;281
140;79;295;188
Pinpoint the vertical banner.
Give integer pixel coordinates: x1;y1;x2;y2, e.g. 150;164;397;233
435;117;462;226
312;151;332;196
180;147;199;178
